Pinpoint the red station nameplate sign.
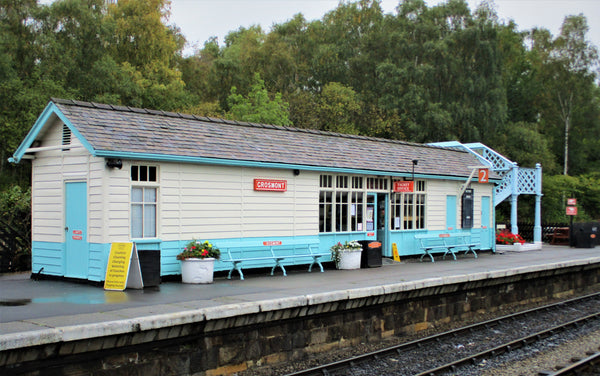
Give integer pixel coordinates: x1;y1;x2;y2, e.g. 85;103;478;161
254;179;287;192
393;181;414;193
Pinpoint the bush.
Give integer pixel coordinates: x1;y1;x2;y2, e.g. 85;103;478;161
0;185;31;272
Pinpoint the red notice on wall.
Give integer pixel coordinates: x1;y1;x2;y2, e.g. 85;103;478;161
393;181;414;193
254;179;287;192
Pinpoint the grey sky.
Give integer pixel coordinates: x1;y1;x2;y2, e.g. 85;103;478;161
168;0;599;56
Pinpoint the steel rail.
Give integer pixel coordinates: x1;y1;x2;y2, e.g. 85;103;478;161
415;312;600;375
283;292;600;376
548;351;600;376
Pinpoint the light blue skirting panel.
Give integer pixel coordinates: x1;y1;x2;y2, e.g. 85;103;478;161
32;241;65;276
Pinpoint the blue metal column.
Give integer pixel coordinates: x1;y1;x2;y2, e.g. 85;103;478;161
511;165;519;235
534;163;543;243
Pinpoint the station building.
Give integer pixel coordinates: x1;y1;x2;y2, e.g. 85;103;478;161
9;99;500;282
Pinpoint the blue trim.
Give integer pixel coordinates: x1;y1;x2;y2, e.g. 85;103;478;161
95;150;481;181
10;102;95;164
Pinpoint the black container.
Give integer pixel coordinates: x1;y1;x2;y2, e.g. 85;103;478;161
572;223;598;248
137;250;161;287
358;240;382;268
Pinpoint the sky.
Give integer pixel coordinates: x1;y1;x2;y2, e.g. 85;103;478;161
167;0;600;56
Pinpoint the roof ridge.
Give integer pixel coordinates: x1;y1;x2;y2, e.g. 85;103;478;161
49;98;464;153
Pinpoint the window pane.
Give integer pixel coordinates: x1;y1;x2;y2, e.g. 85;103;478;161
140;166;148;181
144;204;156;237
149;166;157;182
144;187;156;202
132;187;143;202
336;192;349;232
131;166;138;181
131;204;143;238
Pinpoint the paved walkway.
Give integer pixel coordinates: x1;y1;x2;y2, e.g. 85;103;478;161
1;245;598;348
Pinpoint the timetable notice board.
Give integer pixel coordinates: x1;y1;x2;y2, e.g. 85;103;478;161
104;242;143;290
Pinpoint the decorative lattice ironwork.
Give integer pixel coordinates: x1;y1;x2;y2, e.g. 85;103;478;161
518;168;537;194
429;141;541;206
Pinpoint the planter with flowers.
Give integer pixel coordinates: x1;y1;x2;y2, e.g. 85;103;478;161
177;240;221;284
495;230;525;253
331;240;363;270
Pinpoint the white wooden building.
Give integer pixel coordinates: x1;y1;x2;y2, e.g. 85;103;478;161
10;99;499;282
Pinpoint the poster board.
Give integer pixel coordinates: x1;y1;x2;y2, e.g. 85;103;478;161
104;242;144;291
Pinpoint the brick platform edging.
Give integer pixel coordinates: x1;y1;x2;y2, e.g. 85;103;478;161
2;257;599;353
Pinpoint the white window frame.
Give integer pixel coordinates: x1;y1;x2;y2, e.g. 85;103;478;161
131;164;159;238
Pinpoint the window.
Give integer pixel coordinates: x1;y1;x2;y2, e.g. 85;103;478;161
131;164;158;238
319;175;389;233
319;191;333;232
131;187;156;238
131;165;157;182
351;192;364;231
390;180;426;230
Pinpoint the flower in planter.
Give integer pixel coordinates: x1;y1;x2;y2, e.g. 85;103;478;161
496;230;525;245
177;239;221;260
330;240;362;266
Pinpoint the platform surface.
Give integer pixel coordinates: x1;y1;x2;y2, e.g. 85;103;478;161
1;245;599;347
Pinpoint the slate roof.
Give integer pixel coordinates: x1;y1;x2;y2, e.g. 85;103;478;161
50;98;492;179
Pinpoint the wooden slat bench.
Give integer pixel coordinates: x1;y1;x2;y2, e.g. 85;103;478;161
221;240;329;280
550;227;570;245
415;233;479;262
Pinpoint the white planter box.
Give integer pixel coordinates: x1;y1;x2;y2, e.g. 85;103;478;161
181;258;216;284
496;242;542;253
338;250;362;270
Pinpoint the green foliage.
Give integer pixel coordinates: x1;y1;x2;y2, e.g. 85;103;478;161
227;73;292;126
542;174;600;222
0;185;31;272
1;0;599;226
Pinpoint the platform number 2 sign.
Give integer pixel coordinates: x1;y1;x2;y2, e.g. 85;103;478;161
478;168;489;183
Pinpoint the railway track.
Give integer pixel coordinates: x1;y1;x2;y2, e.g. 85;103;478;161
283;292;600;376
546;351;600;375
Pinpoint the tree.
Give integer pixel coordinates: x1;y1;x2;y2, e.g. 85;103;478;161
227;73;292;126
548;15;598;175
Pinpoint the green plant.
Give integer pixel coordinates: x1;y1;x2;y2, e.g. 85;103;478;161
330;240;362;266
177;240;220;260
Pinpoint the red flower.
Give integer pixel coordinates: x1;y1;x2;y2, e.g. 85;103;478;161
201;249;208;256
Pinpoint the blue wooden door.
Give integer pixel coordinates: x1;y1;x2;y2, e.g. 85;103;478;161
481;196;492;249
65;182;89;279
446;195;457;230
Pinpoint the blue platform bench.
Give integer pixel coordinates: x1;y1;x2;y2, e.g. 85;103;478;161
414;233;479;262
220;240;329;280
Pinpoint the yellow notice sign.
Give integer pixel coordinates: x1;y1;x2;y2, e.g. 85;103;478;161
104;242;143;291
392;243;401;262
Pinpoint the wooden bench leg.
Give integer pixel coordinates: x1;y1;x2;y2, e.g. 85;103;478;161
228;261;244;280
308;256;324;273
271;258;287;277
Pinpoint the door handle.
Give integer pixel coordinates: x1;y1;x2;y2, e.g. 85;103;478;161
65;227;69;232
